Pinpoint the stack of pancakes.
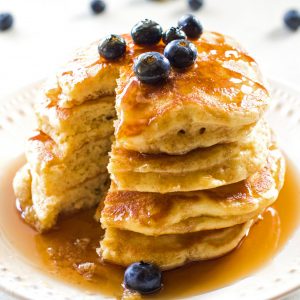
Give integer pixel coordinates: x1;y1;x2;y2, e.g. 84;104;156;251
13;32;285;269
99;32;285;269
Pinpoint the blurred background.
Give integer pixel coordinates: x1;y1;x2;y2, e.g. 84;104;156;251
0;0;299;99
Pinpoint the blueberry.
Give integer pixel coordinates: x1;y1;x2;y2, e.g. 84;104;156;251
164;39;198;68
178;14;203;39
90;0;106;14
134;52;170;84
124;262;162;295
131;19;163;45
188;0;204;11
0;13;13;31
98;34;126;60
162;27;187;45
284;10;300;31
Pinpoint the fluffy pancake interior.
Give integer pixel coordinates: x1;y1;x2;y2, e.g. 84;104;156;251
36;95;115;156
14;164;109;232
26;131;111;194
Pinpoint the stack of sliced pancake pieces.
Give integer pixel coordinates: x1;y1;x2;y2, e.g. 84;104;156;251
14;31;285;269
13;47;118;231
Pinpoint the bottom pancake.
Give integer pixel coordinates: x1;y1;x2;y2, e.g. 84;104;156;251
100;221;253;270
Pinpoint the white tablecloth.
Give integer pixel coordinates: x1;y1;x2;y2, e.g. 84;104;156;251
0;0;299;299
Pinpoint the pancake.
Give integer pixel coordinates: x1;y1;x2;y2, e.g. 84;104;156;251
109;120;271;193
46;48;119;108
100;221;253;270
14;164;109;232
46;32;269;154
13;88;115;232
36;95;115;156
115;31;269;154
25;131;110;194
102;143;285;235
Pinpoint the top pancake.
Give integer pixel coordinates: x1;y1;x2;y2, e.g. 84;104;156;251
45;32;269;154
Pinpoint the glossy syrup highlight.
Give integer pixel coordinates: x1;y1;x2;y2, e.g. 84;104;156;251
1;156;300;299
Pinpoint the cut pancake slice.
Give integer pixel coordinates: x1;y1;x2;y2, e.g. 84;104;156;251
100;221;253;270
13;129;112;232
47;44;120;108
26;131;110;194
13;91;116;231
101;143;285;235
109;120;271;193
36;95;115;156
14;164;109;232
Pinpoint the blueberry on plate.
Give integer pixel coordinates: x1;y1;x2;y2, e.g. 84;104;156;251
0;13;13;31
131;19;163;45
162;27;187;45
188;0;204;11
124;262;162;295
164;39;198;68
284;9;300;31
98;34;126;60
90;0;106;14
134;52;170;84
178;14;203;39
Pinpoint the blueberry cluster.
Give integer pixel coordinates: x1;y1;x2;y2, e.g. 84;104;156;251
133;15;202;84
97;14;203;85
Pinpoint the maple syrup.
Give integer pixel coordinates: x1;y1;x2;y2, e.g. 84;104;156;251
0;155;300;299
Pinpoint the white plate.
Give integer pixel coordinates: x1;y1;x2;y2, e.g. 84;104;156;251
0;80;300;300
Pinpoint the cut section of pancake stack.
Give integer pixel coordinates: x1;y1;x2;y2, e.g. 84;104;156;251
13;31;285;270
13;84;116;232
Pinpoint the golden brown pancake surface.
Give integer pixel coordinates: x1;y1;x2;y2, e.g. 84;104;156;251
100;221;253;270
101;144;285;235
114;32;269;153
116;32;268;137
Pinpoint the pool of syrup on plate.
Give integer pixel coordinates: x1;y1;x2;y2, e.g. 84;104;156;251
1;155;300;299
